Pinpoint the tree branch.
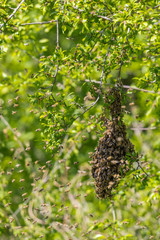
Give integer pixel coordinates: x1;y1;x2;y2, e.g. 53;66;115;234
56;20;59;48
72;6;112;21
84;79;160;95
131;127;157;130
21;20;56;26
153;4;160;9
117;27;130;86
74;45;111;120
51;20;59;91
0;0;26;29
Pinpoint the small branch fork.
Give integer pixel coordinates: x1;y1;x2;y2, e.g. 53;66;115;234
0;0;26;30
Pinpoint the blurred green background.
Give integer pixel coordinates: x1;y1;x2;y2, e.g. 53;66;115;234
0;0;160;239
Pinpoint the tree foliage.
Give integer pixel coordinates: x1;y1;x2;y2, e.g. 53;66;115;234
0;0;160;239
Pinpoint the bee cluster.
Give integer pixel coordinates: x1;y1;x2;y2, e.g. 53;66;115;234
91;87;138;198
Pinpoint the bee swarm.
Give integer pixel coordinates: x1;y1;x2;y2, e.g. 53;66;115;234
91;87;138;199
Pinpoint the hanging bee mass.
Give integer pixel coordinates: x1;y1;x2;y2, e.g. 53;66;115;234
90;87;138;199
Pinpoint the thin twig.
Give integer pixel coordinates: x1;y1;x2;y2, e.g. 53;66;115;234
117;27;130;86
21;20;56;26
102;3;113;14
74;45;111;121
88;28;106;54
131;127;157;130
121;85;160;94
56;20;59;48
51;65;59;91
51;20;59;91
117;60;123;86
137;161;149;178
98;46;111;95
0;0;26;29
153;4;160;9
111;202;116;222
72;6;112;21
96;15;112;21
84;79;160;95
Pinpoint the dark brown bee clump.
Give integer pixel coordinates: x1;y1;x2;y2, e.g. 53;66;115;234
91;87;138;199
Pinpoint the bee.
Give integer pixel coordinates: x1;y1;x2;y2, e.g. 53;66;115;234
129;102;135;106
108;181;114;189
75;194;81;197
32;220;37;224
9;217;14;223
23;198;28;201
4;203;11;207
35;129;41;132
8;99;13;104
52;204;57;207
12;111;17;115
65;189;70;193
35;177;40;181
13;104;18;107
111;160;118;164
25;147;31;151
59;159;65;163
39;188;44;192
16;164;21;168
74;161;79;164
22;193;27;197
78;170;86;174
23;205;28;209
20;179;25;182
46;160;51;164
